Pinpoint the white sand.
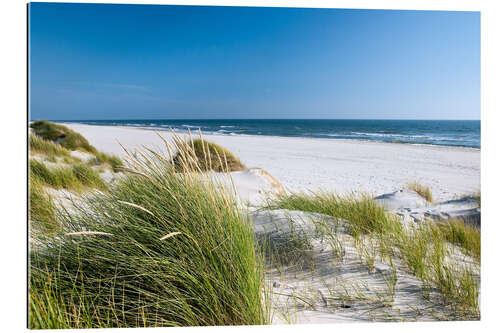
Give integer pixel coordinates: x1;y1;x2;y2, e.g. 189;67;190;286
252;209;479;323
61;123;480;202
39;123;480;323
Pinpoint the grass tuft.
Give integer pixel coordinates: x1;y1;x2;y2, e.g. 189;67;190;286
437;219;480;259
474;192;481;208
30;122;123;170
30;120;97;153
30;159;107;192
267;191;480;319
30;159;82;191
29;134;71;158
71;164;107;191
396;222;479;317
88;151;124;172
258;217;314;268
266;191;401;238
458;191;481;208
29;177;58;234
407;181;433;203
29;137;266;328
173;138;246;172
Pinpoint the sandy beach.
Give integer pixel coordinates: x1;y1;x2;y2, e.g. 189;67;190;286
25;3;484;328
29;120;482;324
61;123;480;202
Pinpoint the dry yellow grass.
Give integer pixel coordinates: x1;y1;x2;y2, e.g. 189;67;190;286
408;181;433;203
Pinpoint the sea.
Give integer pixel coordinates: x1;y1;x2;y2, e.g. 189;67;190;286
61;119;481;149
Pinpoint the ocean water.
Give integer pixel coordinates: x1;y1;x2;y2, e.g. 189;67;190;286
63;119;480;149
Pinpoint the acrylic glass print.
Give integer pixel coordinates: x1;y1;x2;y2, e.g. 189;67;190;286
28;2;480;328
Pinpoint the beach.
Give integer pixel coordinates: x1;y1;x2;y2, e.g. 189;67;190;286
24;3;484;328
29;120;482;325
61;123;480;202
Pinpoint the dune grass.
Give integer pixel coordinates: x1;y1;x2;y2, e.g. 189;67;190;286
87;152;123;172
71;163;107;191
267;191;480;319
474;192;481;208
30;159;106;192
172;136;246;172
30;121;124;171
29;177;58;234
458;191;481;208
97;152;123;171
395;222;479;317
29;133;71;158
29;137;266;328
29;268;98;329
30;159;83;191
408;181;433;203
30;120;97;153
29;134;83;165
266;191;402;238
258;217;314;269
436;219;480;260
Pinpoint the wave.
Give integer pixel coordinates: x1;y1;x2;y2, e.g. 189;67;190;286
64;120;479;149
350;132;427;139
348;132;472;142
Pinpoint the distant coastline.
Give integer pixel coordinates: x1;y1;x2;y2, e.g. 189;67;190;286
53;119;481;149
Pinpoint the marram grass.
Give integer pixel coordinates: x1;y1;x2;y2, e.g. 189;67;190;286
395;222;479;318
266;191;402;238
30;159;107;192
30;159;83;191
30;120;97;153
172;136;246;172
30;121;124;171
29;133;71;158
437;219;480;260
29;177;58;234
268;191;480;319
29;136;267;328
408;181;434;203
71;163;107;191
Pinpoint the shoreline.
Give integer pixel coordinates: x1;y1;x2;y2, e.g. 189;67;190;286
57;122;481;202
59;122;481;152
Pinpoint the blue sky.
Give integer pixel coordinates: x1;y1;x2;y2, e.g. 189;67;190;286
29;3;480;120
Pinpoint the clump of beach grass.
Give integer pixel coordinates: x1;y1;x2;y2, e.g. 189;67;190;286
30;121;124;171
267;191;480;319
30;120;97;153
29;268;101;329
30;159;83;191
29;177;58;234
407;181;433;203
258;216;314;269
266;191;402;238
71;163;107;191
29;133;71;158
96;152;123;171
474;192;481;208
29;135;266;328
457;191;481;208
87;152;123;172
172;134;246;172
30;159;106;192
395;222;479;317
436;219;480;260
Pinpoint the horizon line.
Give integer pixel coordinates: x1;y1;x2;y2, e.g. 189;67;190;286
35;118;481;122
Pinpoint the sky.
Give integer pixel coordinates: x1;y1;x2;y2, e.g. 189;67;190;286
28;3;480;120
